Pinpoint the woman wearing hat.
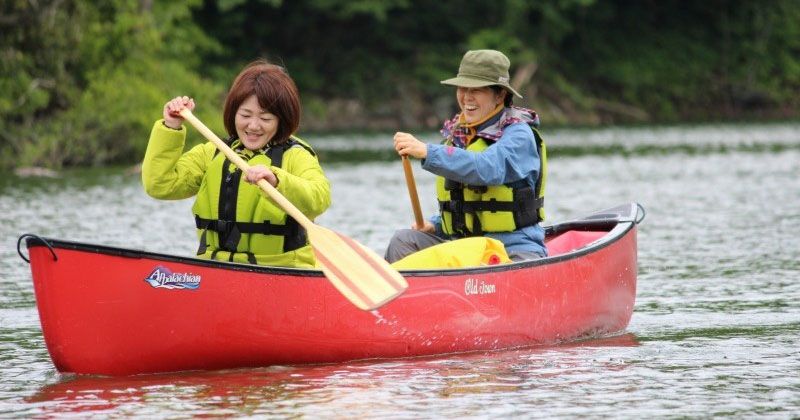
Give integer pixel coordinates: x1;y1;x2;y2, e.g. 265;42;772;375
386;49;547;263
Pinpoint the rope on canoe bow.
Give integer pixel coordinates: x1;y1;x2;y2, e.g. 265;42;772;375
17;233;58;263
635;202;647;224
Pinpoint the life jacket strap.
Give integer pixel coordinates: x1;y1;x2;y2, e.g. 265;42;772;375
195;215;307;253
196;215;295;235
438;191;543;235
207;248;257;265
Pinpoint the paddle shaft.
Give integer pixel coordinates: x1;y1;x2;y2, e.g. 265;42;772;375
178;109;312;229
401;156;425;229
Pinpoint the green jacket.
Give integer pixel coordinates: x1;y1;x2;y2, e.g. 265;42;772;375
142;120;331;267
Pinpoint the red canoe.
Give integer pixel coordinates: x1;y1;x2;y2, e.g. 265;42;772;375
19;203;644;376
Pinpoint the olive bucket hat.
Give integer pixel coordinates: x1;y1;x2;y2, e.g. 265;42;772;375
440;49;522;98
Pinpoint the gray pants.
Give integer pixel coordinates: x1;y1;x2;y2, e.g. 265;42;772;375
384;229;543;263
384;229;446;263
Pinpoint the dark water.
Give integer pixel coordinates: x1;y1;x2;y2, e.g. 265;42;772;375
2;123;799;417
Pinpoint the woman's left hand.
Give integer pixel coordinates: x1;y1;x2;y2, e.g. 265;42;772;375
245;165;279;187
394;132;428;159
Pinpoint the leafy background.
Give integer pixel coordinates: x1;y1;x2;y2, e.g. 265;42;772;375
1;0;798;169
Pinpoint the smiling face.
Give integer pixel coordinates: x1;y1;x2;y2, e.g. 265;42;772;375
235;95;279;150
456;86;506;124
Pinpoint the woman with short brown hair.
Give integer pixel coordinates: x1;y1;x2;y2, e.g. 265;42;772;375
222;60;301;146
142;60;331;268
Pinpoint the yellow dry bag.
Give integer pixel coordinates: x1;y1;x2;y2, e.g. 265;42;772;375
390;237;511;270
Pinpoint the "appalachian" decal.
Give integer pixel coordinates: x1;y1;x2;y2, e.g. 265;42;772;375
144;266;201;290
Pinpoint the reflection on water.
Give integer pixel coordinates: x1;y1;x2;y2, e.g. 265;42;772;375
26;335;639;418
2;123;800;417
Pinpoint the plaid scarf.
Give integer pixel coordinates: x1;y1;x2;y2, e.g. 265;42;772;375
441;106;540;148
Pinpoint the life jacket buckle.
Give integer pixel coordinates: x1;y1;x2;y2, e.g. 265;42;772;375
450;200;463;215
215;220;241;252
215;219;235;235
468;185;488;194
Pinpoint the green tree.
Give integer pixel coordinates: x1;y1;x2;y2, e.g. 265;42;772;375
0;0;223;169
2;0;797;170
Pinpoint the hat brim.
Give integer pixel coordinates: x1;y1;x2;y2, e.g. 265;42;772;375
440;76;523;98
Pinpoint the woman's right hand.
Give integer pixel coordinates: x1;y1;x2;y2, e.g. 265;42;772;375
163;96;195;129
394;132;428;159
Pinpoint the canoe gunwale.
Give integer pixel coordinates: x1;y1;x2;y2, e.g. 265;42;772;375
22;202;641;278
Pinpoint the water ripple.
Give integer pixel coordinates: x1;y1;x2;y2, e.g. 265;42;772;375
2;124;800;417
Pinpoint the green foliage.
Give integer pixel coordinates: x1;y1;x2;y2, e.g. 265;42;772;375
558;0;800;121
218;0;282;12
0;0;222;169
21;60;223;168
1;0;798;170
308;0;410;20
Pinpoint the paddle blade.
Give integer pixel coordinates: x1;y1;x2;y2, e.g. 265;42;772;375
307;225;408;310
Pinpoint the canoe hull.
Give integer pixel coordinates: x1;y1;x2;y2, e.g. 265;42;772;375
25;203;640;376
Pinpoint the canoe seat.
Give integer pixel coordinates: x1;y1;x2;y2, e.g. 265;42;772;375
545;230;607;256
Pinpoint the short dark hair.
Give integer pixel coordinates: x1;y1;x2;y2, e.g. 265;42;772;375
490;85;513;107
223;60;301;145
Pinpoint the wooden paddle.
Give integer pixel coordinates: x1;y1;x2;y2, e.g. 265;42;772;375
178;109;407;310
401;156;425;229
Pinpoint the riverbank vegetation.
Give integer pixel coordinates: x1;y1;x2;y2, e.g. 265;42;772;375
2;0;798;169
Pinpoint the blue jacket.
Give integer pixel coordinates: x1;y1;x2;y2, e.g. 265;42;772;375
422;115;547;257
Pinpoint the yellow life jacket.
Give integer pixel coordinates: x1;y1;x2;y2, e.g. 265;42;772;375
192;138;315;266
436;121;546;237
